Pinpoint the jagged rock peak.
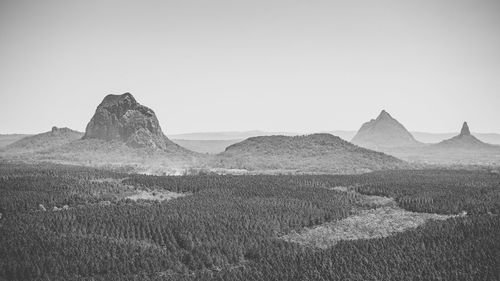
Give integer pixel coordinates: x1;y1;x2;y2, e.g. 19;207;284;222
435;121;491;149
100;93;137;107
460;122;470;136
83;93;174;150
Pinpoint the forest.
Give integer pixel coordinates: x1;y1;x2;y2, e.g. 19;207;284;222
0;162;499;280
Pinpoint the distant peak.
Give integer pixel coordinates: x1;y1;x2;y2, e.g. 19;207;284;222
351;109;420;148
377;109;392;120
460;122;471;136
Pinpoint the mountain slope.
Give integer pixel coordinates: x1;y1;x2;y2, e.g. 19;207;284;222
352;110;421;149
4;127;83;153
217;133;408;174
0;134;32;148
434;122;493;149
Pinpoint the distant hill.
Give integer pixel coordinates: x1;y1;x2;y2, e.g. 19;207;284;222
352;110;421;149
169;126;500;156
433;122;494;149
171;131;364;154
169;130;356;155
172;139;242;154
381;122;500;166
0;134;32;148
4;127;83;153
216;133;408;174
170;130;500;144
169;130;300;140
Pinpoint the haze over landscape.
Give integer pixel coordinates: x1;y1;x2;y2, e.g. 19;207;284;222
1;0;500;135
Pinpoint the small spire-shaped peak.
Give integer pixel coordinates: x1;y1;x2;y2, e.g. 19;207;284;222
460;122;471;136
377;109;392;119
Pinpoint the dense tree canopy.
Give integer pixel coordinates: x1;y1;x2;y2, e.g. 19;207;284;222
0;163;499;280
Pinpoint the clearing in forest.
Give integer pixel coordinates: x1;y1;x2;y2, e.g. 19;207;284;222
126;190;188;202
90;178;189;202
281;186;461;249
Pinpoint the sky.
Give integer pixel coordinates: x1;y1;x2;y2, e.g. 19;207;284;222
1;0;499;135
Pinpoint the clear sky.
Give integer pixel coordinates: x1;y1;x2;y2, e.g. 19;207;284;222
1;0;499;134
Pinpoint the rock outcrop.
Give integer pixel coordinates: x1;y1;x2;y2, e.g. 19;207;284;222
351;110;421;149
83;93;176;150
460;122;471;136
435;122;491;149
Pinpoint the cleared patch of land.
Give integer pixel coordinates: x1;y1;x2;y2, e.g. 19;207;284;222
281;186;461;249
126;190;188;202
90;178;189;203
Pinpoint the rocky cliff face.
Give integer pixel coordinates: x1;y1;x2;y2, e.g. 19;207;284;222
83;93;176;150
351;110;420;149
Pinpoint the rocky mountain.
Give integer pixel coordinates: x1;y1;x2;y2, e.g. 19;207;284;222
83;93;180;151
434;122;493;149
4;127;83;153
352;110;421;149
217;133;408;174
0;93;202;174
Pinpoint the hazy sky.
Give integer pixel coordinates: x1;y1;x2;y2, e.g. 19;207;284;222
1;0;499;134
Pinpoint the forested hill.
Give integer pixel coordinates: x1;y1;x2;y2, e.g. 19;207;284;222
3;127;83;153
218;133;409;174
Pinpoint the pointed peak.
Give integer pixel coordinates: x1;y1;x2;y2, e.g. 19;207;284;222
377;109;392;119
460;122;471;136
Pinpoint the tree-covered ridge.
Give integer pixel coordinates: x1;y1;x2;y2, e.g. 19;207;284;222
217;133;408;174
0;163;499;280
